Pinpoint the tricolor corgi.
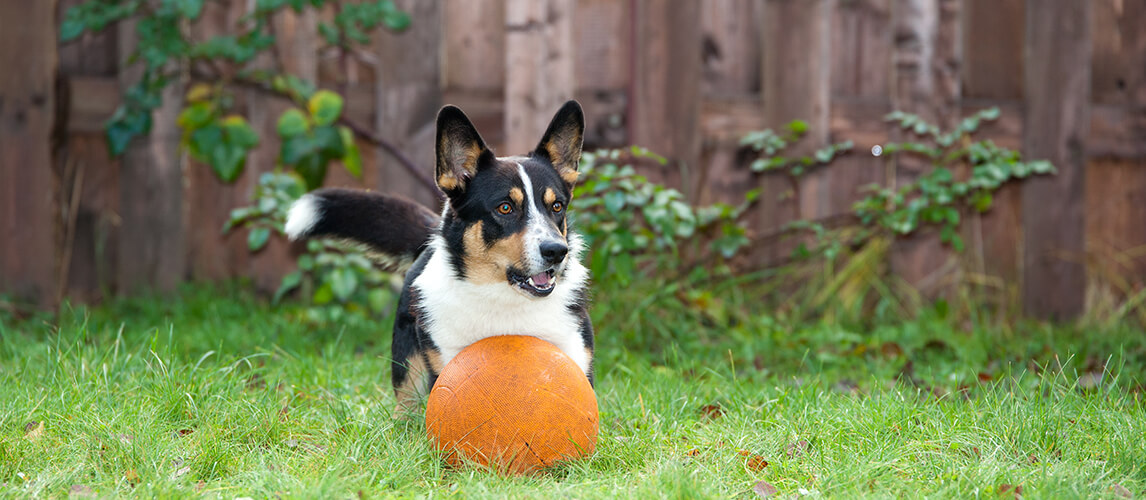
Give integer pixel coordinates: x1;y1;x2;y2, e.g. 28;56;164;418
285;101;593;411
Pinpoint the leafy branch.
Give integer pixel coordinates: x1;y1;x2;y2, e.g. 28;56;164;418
60;0;436;196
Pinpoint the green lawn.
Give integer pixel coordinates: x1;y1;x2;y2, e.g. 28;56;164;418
1;284;1144;498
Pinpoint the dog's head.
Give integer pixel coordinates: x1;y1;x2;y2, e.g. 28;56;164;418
434;101;585;298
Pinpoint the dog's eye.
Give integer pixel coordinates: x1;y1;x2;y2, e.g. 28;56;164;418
497;202;513;215
551;202;564;213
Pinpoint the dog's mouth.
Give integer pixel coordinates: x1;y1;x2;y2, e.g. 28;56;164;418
507;268;557;297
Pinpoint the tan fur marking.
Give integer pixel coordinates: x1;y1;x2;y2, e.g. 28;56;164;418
394;354;428;415
462;221;527;285
584;347;594;374
425;349;444;373
560;169;580;184
509;187;524;205
437;173;459;191
543;188;557;206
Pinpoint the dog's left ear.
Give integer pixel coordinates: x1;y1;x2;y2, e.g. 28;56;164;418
533;100;585;186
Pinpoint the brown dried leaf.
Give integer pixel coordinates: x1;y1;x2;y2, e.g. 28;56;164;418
24;421;44;441
684;448;700;458
699;404;724;419
123;469;140;486
785;440;809;459
1112;484;1132;498
880;341;903;359
737;450;769;470
998;483;1023;499
752;480;779;498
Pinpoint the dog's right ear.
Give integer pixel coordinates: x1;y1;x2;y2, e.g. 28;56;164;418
435;105;492;197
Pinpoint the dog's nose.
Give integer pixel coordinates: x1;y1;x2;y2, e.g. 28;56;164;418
539;241;568;265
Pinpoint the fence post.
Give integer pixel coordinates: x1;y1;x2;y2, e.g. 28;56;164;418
115;20;186;295
505;0;576;155
759;0;833;262
0;0;59;308
630;0;701;189
887;0;962;295
1022;0;1091;319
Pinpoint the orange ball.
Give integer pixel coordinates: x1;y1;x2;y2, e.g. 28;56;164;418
425;335;599;475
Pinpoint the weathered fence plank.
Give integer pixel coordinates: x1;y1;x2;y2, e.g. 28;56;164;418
0;0;59;307
1022;0;1092;320
630;0;701;189
759;0;833;262
505;0;576;154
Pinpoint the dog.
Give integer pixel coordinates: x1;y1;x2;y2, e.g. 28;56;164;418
284;100;593;411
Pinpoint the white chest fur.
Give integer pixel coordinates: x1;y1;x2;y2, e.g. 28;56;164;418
410;236;591;373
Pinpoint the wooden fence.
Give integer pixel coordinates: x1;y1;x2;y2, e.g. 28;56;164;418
1;0;1143;320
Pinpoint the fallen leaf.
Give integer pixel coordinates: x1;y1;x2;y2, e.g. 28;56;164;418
684;448;700;458
699;404;724;419
24;421;44;441
1112;484;1132;498
123;469;140;486
998;483;1023;498
68;484;93;498
171;466;191;480
194;481;206;492
752;480;779;498
880;341;903;359
1027;454;1038;464
978;372;993;383
747;454;769;472
785;440;809;459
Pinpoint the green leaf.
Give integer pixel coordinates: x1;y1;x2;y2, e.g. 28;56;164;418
604;191;625;215
307;90;344;126
248;226;271;251
277;109;309;137
312;282;334;305
382;10;411;31
329;267;358;302
313;125;345;158
60;15;85;42
787;120;809;136
273;270;302;304
174;0;204;19
177;102;214;130
210;143;247;182
339;127;362;178
221;115;259;148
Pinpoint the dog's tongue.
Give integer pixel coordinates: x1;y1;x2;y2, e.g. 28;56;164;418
531;272;551;287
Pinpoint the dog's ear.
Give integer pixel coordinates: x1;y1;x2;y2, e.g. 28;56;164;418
436;105;492;196
533;100;585;186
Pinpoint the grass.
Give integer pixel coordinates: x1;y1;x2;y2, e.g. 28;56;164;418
1;283;1145;498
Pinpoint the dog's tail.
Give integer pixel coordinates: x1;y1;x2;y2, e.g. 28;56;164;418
285;188;440;273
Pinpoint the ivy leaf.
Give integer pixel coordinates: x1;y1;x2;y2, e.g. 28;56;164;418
106;107;152;156
174;0;204;19
277;109;309;138
221;115;259;149
177;102;214;130
313;125;345;158
248;226;271;252
273;270;302;304
210;142;247;182
307;90;344;126
382;10;411;31
60;14;86;42
339;127;362;178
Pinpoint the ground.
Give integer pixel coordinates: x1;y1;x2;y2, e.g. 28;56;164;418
1;284;1144;498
